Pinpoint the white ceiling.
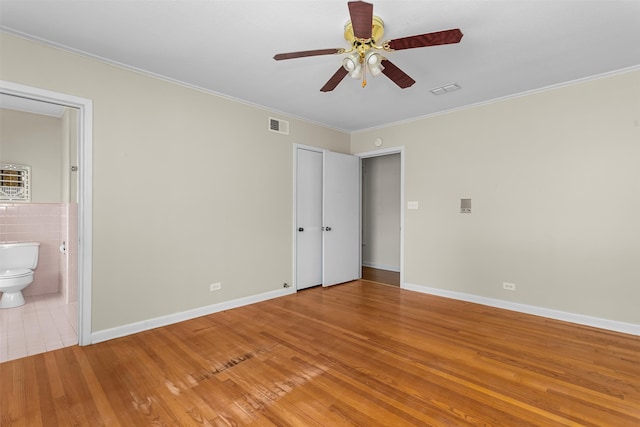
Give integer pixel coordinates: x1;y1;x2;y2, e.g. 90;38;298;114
1;1;639;133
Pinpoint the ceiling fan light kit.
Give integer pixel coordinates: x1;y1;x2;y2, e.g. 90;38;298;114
342;51;385;83
273;1;463;92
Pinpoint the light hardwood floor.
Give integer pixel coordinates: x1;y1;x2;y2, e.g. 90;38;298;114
1;281;639;426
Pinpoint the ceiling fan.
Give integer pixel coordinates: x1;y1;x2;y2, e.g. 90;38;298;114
273;1;463;92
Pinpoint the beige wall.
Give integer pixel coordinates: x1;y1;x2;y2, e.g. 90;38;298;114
353;69;640;324
0;108;63;203
0;32;350;331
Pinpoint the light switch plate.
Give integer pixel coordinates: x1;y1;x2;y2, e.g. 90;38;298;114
408;201;419;210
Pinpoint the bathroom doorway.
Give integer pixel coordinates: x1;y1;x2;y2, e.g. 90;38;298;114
0;81;93;361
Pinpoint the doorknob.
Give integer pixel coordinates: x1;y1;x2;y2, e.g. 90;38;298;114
325;226;332;231
298;227;304;232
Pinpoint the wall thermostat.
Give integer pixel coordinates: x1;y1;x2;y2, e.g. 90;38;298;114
461;198;471;213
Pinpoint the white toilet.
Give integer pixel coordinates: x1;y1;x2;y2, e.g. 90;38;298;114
0;242;40;309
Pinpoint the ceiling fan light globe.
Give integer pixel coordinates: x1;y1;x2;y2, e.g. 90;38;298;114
366;52;382;66
366;51;384;76
342;55;362;78
343;57;356;71
370;63;384;76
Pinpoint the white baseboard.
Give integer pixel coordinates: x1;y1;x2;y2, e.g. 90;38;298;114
90;282;639;344
91;287;296;344
403;282;640;337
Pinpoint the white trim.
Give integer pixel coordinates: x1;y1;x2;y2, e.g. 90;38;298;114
292;146;297;290
0;80;93;346
352;65;640;134
91;287;296;344
403;282;640;337
1;30;350;134
356;147;405;287
6;30;638;136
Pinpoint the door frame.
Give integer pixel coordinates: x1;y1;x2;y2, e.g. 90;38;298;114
1;80;93;345
355;146;405;287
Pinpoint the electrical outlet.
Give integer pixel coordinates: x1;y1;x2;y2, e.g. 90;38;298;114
503;282;516;291
210;282;221;292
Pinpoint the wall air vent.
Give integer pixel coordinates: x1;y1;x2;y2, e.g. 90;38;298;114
0;163;31;202
269;117;289;135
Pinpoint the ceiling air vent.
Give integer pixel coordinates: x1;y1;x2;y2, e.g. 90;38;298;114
429;83;461;96
269;117;289;135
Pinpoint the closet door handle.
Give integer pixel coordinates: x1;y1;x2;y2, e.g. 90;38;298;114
324;226;332;231
298;227;304;232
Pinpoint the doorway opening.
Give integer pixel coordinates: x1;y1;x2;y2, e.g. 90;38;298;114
0;81;93;360
358;147;404;288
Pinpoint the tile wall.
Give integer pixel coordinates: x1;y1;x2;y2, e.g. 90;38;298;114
0;203;73;298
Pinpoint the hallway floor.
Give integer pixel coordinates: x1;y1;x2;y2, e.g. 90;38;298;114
0;292;77;363
361;266;400;287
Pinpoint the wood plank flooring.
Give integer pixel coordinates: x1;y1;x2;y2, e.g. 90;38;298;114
1;281;639;426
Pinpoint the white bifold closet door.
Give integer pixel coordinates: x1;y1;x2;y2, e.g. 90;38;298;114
296;148;360;290
322;150;360;286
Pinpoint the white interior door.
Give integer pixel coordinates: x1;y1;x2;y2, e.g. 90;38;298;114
295;149;323;289
323;151;360;286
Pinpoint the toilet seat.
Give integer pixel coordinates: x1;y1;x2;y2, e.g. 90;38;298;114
0;269;33;279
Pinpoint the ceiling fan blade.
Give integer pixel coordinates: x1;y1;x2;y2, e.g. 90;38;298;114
348;1;374;39
381;60;416;89
274;48;343;61
387;28;463;51
320;67;349;92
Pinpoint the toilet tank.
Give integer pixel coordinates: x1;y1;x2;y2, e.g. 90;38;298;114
0;242;40;270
